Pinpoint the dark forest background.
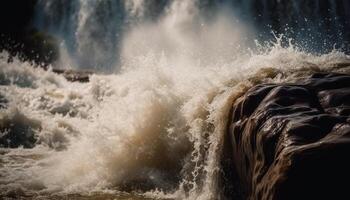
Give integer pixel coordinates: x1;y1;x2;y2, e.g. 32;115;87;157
0;0;58;65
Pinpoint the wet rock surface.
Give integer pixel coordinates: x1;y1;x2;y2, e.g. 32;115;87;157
52;69;91;82
228;73;350;200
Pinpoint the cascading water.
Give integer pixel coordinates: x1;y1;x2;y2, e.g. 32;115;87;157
1;0;350;199
34;0;350;73
35;0;124;71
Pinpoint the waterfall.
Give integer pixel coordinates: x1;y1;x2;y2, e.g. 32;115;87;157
35;0;123;71
1;1;350;199
34;0;350;72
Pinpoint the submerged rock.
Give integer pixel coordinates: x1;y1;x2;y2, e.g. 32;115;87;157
228;73;350;200
0;94;7;109
52;69;91;82
0;111;41;148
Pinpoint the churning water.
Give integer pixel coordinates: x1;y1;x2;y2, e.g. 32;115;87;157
1;0;350;199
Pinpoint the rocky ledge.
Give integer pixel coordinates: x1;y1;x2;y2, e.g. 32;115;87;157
52;69;92;82
228;72;350;200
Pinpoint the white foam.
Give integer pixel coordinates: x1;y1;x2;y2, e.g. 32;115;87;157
1;0;350;199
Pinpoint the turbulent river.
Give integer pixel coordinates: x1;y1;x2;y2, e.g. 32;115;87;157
1;0;350;199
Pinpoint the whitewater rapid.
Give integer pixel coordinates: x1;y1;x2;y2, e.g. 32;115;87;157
1;0;350;199
1;43;349;199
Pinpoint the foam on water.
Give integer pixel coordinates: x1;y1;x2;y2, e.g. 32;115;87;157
1;42;349;199
1;0;350;199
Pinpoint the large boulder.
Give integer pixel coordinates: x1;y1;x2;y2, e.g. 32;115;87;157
228;73;350;200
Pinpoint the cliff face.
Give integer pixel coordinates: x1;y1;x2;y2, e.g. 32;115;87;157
228;73;350;200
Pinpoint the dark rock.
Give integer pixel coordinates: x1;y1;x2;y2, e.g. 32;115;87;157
228;72;350;200
52;69;92;82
